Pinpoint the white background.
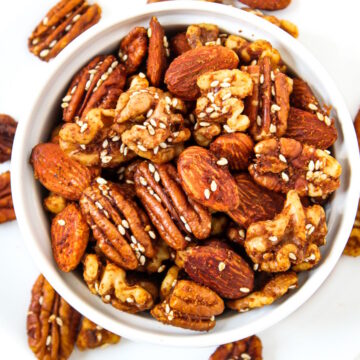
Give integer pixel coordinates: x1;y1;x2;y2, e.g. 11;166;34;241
0;0;360;359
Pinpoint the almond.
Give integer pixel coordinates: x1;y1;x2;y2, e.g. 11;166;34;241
237;0;291;11
164;45;239;101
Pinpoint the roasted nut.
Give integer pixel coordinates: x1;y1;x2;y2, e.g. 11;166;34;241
147;17;167;87
227;272;297;313
83;254;155;313
27;275;81;360
145;239;171;274
227;223;246;247
238;0;291;10
28;0;101;61
160;265;181;301
286;107;337;149
240;40;282;68
178;146;240;211
62;55;126;123
165;45;239;101
80;178;156;269
210;133;254;171
290;78;320;112
243;8;298;38
249;137;342;197
0;171;16;224
0;114;17;163
343;200;360;257
119;27;148;74
151;279;224;331
76;317;120;350
176;244;254;299
51;203;89;272
209;335;263;360
227;173;284;228
60;108;136;167
245;190;327;272
186;23;219;48
30;143;92;200
211;214;229;236
115;75;190;163
135;161;212;250
194;69;253;141
44;193;68;214
170;32;191;57
243;56;293;141
224;34;249;57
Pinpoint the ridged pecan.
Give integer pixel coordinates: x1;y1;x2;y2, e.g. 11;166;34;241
151;279;224;331
27;275;81;360
0;171;15;224
147;17;167;87
30;143;92;200
76;317;120;350
243;56;293;141
62;55;126;122
210;133;254;171
245;190;327;272
248;137;342;197
28;0;101;61
80;178;156;269
115;75;190;163
118;27;148;74
60;108;136;167
134;161;212;250
165;45;239;101
177;146;240;212
51;203;89;272
0;114;17;163
186;23;219;48
194;69;253;143
344;200;360;257
83;254;155;313
227;272;297;313
176;244;254;299
44;193;68;214
227;173;284;229
209;335;263;360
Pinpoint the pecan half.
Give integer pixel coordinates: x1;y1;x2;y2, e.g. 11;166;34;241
238;0;291;10
83;254;155;313
134;161;212;250
115;75;190;163
62;55;126;122
286;107;337;149
44;193;68;214
170;32;191;57
151;279;224;331
0;114;17;163
80;178;156;269
119;27;148;74
30;143;92;200
177;146;240;211
210;133;254;171
209;335;263;360
227;173;284;229
186;23;219;48
60;108;136;167
245;190;327;272
194;69;253;143
176;244;254;299
248;137;342;197
0;171;15;224
147;17;167;87
243;56;293;141
165;45;239;101
28;0;101;61
27;275;81;360
227;272;297;313
51;203;89;272
344;200;360;257
76;317;120;350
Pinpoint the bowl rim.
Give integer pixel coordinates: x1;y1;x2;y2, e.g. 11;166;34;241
11;1;360;347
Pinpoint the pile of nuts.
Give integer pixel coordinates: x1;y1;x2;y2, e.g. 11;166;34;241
30;16;343;334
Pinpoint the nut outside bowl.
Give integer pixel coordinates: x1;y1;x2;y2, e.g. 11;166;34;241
11;1;360;347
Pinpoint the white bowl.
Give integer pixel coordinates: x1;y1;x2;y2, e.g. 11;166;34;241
11;1;360;347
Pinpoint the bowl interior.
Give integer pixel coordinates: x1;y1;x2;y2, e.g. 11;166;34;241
12;2;359;347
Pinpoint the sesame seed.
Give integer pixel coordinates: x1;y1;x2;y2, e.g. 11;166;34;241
210;180;217;192
289;252;297;260
308;103;318;111
185;223;192;233
218;262;226;271
96;177;107;185
147;28;152;37
154;194;161;202
269;123;277;133
288;284;297;289
137;144;147;152
159;142;167;149
112;135;120;142
131;235;137;244
32;38;39;45
315;160;321;170
56;317;63;327
210;316;215;321
256;115;262;126
148;163;155;173
240;308;249;313
57;219;65;226
207;92;215;102
157;265;166;273
146;109;153;118
220;82;231;88
271;71;275;81
271;104;281;113
72;14;81;22
308;160;315;171
101;155;112;164
172;98;178;107
85;79;91;91
210;112;219;118
281;172;289;182
198;112;206;118
65;24;71;31
206;107;214;114
139;72;145;78
185;236;192;242
101;73;108;81
149;119;157;127
222;92;232;101
46;335;51;346
153;146;159;155
271;86;276;97
39;49;50;58
269;235;278;242
180;216;186;224
140;255;146;265
239;229;245;238
154;171;160;182
96;333;102;343
95;201;103;210
149;231;156;239
200;121;210;127
43;17;48;25
122;219;129;229
204;188;211;199
240;287;250;293
80;123;88;133
217;157;228;166
223;124;235;133
320;173;327;180
210;80;219;87
260;74;264;84
279;154;287;163
122;54;128;61
39;296;43;305
159;122;167;129
102;139;108;148
139;176;147;186
253;263;259;271
324;116;331;126
118;224;126;235
317;112;324;121
241;353;251;360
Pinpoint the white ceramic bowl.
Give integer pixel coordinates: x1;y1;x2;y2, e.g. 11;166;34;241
12;1;360;347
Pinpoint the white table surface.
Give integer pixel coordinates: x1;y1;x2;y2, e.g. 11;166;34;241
0;0;359;358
